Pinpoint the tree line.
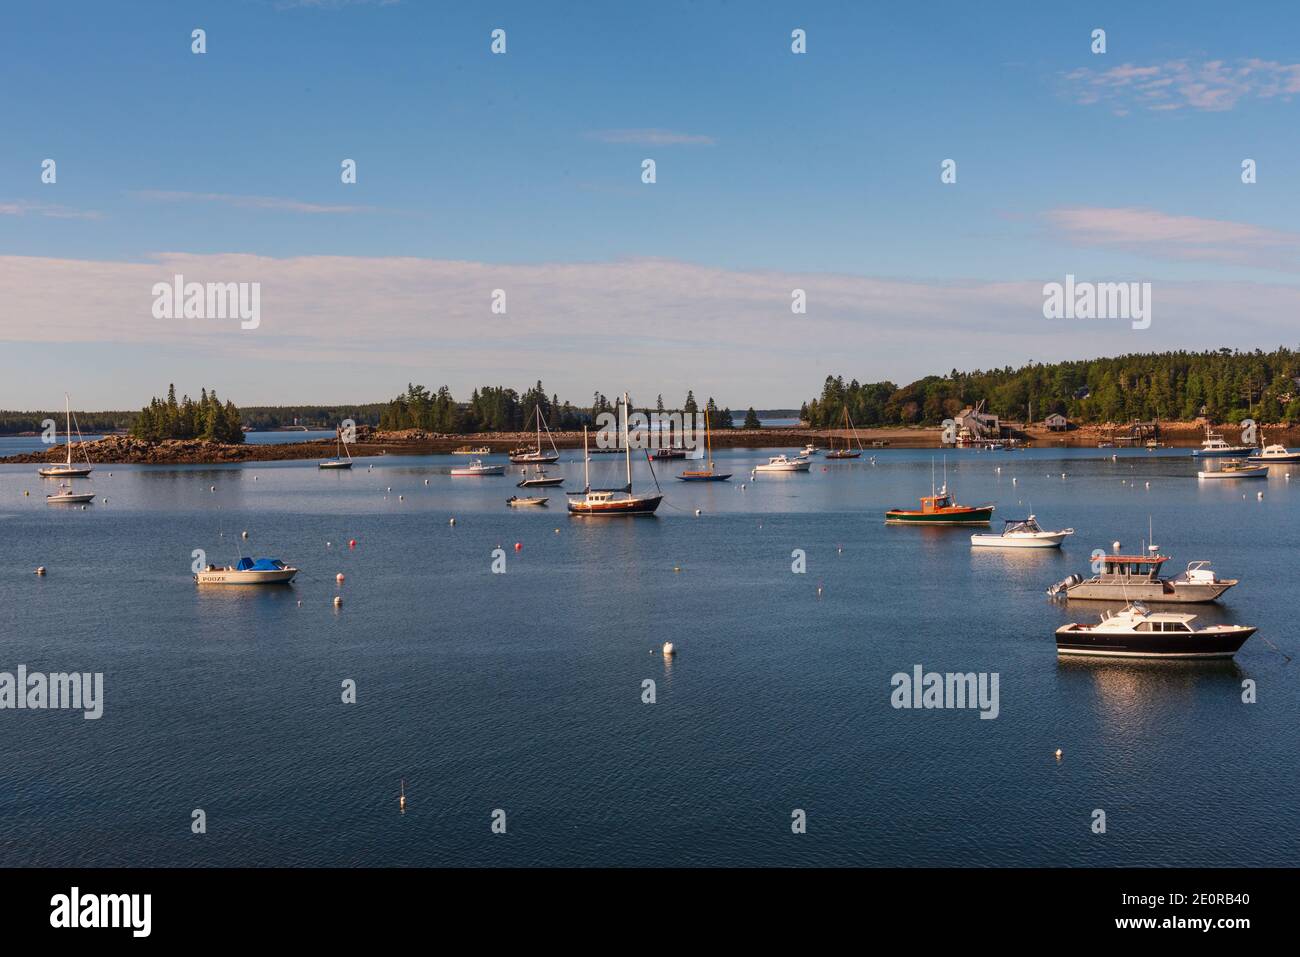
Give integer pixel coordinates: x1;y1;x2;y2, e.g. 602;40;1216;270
802;348;1300;428
131;385;245;443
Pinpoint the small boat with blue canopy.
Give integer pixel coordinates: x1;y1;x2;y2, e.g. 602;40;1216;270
195;556;299;585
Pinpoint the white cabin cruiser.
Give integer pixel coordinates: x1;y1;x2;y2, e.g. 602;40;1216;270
1191;426;1253;458
1055;603;1256;659
1247;434;1300;463
971;515;1074;548
753;454;811;473
450;458;505;476
45;483;95;505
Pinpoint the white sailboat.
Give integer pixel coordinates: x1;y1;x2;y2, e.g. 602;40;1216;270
510;406;561;463
319;424;354;469
38;394;94;478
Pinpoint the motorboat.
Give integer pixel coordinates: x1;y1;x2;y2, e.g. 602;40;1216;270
452;446;491;455
1191;425;1253;458
195;557;298;585
753;454;811;473
38;394;94;478
1049;554;1236;603
450;459;505;476
1247;433;1300;463
46;483;95;505
567;396;663;516
970;515;1073;548
651;447;687;460
507;496;549;507
517;465;565;488
800;444;820;457
887;483;994;525
1197;459;1268;479
1055;603;1256;659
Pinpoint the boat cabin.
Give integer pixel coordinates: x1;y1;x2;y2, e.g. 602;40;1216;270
1095;554;1169;581
919;491;953;513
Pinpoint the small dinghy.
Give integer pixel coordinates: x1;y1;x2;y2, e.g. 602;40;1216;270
1197;459;1268;479
195;557;298;585
971;515;1073;548
1055;602;1256;659
507;495;549;507
450;458;505;476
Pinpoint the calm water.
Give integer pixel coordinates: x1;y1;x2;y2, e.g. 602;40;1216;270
1;447;1296;866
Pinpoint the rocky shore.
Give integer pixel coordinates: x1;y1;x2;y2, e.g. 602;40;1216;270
5;421;1297;466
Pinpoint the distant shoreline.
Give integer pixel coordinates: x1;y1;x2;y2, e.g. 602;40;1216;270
4;421;1297;465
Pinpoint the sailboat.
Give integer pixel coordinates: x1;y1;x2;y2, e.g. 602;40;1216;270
567;394;663;515
677;409;731;481
38;394;94;478
509;406;561;463
823;406;863;459
318;424;354;469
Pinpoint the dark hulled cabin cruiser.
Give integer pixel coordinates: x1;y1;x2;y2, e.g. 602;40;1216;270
1055;603;1256;659
1049;554;1236;603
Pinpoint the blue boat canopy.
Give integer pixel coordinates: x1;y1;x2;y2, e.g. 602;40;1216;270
237;557;286;571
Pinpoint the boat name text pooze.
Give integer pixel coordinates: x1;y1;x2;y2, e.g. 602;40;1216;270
0;665;103;719
1042;274;1151;330
50;887;150;937
151;273;261;330
595;409;706;450
890;665;999;719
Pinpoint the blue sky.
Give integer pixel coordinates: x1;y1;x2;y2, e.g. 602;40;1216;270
3;0;1300;409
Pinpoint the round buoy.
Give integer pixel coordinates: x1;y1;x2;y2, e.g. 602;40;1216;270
514;542;522;551
398;494;404;501
348;539;356;548
36;566;46;576
241;531;249;539
102;498;108;504
694;508;702;516
210;485;215;492
336;573;345;584
1113;541;1122;552
1054;748;1062;760
424;479;429;485
24;490;29;496
662;642;675;657
80;505;86;510
673;565;681;573
386;487;391;493
817;584;824;596
333;596;343;607
296;600;302;607
449;518;456;526
554;528;560;534
1257;491;1264;500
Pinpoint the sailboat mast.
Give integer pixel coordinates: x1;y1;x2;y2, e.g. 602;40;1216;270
583;425;590;490
705;406;713;470
623;393;632;491
65;394;72;466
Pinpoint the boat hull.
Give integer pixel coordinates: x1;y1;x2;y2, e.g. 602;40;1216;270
971;532;1068;548
518;478;565;488
39;466;93;478
1248;454;1300;463
1064;579;1236;603
450;466;505;476
567;495;662;516
509;452;560;464
318;460;353;470
1055;624;1255;658
677;472;732;482
195;569;298;585
46;494;96;505
886;506;995;525
1197;467;1267;479
507;497;548;507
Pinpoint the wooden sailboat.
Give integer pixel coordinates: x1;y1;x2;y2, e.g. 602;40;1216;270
318;424;354;469
567;394;663;515
509;406;561;463
677;408;732;481
823;405;863;459
38;394;94;478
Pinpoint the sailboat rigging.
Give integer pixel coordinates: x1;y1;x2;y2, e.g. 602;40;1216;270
509;406;561;463
38;394;94;478
677;407;732;482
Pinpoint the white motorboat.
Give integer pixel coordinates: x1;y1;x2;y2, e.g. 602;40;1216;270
507;495;549;507
450;458;505;476
753;454;811;473
970;515;1074;548
1191;425;1253;458
800;444;820;457
452;446;491;455
38;394;94;478
1197;459;1268;479
1247;433;1300;463
195;557;298;585
45;483;95;505
1055;603;1256;659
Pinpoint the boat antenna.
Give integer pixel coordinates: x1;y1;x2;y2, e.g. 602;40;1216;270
622;392;633;493
582;425;590;492
930;457;936;498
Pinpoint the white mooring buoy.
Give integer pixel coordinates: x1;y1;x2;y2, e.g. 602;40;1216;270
662;642;675;657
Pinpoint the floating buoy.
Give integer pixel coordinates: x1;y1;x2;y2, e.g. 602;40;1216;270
449;518;456;526
102;498;108;504
694;508;702;516
210;485;215;492
241;531;249;539
399;780;406;812
424;479;429;485
296;600;301;607
673;565;681;573
514;542;522;551
1054;748;1062;760
24;490;29;496
326;541;332;547
348;539;356;548
662;642;675;657
398;494;404;501
1112;541;1122;552
35;566;46;576
554;528;560;534
1257;491;1264;500
80;505;86;510
336;573;345;584
1144;481;1150;489
817;584;823;597
1012;477;1017;485
333;596;343;607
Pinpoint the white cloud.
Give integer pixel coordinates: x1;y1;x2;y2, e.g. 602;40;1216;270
132;190;382;215
1062;58;1300;113
585;129;717;146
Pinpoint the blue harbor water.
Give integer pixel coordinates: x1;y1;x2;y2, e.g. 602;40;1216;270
1;447;1296;866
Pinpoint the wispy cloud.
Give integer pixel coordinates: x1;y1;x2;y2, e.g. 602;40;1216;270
1062;58;1300;113
132;190;381;215
1045;207;1300;271
585;129;717;146
0;201;102;220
